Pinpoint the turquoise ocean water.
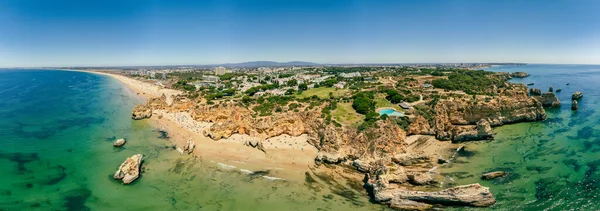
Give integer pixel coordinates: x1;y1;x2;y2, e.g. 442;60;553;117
3;66;600;211
443;64;600;210
0;70;383;211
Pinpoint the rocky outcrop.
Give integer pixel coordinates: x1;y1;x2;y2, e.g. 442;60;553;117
352;159;372;173
572;91;583;101
392;154;431;166
510;72;530;78
113;138;126;147
245;138;266;153
407;115;434;135
453;119;494;142
114;154;143;184
408;173;435;185
529;88;542;96
132;105;152;120
315;151;346;164
369;179;496;210
572;100;579;110
481;171;507;180
534;92;561;107
434;84;545;141
182;140;195;154
548;86;553;92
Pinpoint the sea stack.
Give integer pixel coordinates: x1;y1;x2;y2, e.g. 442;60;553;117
114;154;143;184
534;92;561;107
572;100;579;110
549;86;553;92
510;72;530;78
113;138;126;147
572;91;583;101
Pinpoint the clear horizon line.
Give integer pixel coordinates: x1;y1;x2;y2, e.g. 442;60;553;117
3;62;600;69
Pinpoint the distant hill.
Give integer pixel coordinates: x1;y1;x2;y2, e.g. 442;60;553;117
219;61;319;68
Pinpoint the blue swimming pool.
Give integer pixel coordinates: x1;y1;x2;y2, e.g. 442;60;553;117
378;108;404;117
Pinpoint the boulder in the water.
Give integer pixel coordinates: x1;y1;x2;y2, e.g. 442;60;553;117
572;91;583;101
113;138;126;147
114;154;143;184
572;100;579;111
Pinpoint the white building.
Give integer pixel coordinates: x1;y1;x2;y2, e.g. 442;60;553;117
215;66;227;75
341;72;361;78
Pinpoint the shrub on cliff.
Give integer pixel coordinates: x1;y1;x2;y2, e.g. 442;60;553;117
431;70;500;95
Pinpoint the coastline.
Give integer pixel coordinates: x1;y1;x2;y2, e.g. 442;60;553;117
76;69;319;181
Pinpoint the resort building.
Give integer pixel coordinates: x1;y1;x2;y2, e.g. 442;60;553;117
341;72;361;78
398;102;412;109
215;66;227;75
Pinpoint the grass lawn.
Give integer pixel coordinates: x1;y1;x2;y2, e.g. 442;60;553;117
297;87;351;99
332;102;363;127
374;94;404;111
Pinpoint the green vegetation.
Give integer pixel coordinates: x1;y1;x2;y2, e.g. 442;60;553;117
373;94;403;111
286;79;298;87
391;116;411;130
431;70;501;95
297;87;349;99
352;92;375;115
278;73;294;78
245;84;280;96
172;80;196;91
251;96;295;116
218;73;240;81
298;83;308;90
332;102;363;126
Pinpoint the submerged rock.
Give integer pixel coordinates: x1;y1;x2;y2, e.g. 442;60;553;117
572;100;579;111
481;171;507;180
132;104;152;120
113;138;126;147
114;154;143;184
572;91;583;101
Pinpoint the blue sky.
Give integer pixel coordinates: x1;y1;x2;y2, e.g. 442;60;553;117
1;0;599;67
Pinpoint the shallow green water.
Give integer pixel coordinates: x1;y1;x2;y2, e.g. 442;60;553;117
0;70;384;211
442;64;600;210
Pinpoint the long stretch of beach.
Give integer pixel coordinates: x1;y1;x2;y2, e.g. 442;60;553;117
89;70;319;181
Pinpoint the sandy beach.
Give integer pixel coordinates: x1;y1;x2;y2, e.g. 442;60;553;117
85;70;319;181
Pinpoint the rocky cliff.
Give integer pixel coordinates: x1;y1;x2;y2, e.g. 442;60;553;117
533;92;561;107
433;84;546;141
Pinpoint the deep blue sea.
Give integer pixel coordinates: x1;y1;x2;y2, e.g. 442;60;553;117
443;64;600;210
